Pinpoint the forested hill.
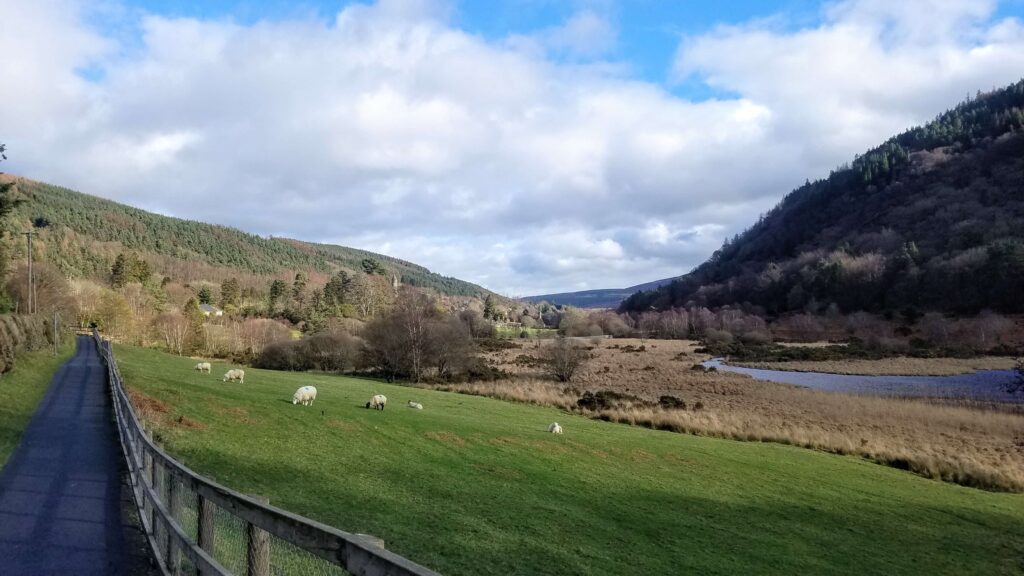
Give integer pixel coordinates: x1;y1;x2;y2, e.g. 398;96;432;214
0;177;490;297
524;277;675;308
622;78;1024;316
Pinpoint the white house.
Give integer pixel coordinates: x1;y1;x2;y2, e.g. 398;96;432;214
199;304;223;317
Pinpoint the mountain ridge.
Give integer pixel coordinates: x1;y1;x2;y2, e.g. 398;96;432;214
523;276;675;308
620;79;1024;316
0;175;493;298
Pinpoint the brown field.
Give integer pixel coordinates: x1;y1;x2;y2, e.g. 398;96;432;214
734;356;1018;376
444;338;1024;492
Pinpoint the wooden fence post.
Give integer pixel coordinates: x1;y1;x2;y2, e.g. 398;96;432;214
143;449;153;531
198;496;217;556
167;476;182;575
247;496;271;576
151;460;163;555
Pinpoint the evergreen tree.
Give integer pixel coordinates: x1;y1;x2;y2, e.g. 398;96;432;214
361;258;386;275
268;279;288;312
323;271;350;307
0;145;23;300
111;254;130;288
292;272;308;308
111;252;150;287
483;294;497;320
183;297;205;354
197;286;212;305
130;256;152;283
220;277;240;311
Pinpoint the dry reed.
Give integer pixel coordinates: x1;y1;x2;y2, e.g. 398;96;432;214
442;339;1024;492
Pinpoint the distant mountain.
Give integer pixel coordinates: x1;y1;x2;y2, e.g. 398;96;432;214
525;277;675;308
0;177;492;298
622;79;1024;316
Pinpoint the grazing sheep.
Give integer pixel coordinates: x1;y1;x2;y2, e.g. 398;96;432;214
292;386;317;406
548;422;563;434
407;401;423;410
365;394;387;410
194;362;211;373
223;369;245;383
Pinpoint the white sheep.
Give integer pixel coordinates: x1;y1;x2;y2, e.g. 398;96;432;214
407;401;423;410
366;394;387;410
548;422;563;434
194;362;211;373
292;386;317;406
223;369;245;383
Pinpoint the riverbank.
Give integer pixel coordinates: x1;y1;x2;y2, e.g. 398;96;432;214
732;356;1017;376
478;339;1024;491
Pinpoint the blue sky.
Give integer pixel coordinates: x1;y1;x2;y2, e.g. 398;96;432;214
104;1;830;91
105;0;1024;77
5;0;1024;294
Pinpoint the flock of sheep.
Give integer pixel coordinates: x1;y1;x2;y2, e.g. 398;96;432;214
194;361;564;434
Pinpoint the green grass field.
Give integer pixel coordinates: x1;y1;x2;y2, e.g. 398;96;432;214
115;344;1024;576
0;339;75;469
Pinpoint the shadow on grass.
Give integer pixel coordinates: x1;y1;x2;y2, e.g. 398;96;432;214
170;443;1024;576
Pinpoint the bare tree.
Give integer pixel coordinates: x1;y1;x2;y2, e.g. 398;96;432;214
153;312;188;355
542;337;589;382
6;262;77;317
238;318;291;356
362;288;440;381
429;316;474;379
636;311;659;343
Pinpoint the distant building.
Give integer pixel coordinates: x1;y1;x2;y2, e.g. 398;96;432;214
199;304;223;317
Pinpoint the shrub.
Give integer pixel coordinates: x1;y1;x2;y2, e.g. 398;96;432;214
658;395;686;409
577;390;649;411
739;330;772;345
256;332;362;372
705;329;735;347
543;337;589;382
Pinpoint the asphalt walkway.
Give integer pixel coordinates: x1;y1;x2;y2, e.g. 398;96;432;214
0;335;140;575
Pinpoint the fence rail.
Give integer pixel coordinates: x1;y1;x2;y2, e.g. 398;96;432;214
92;330;441;576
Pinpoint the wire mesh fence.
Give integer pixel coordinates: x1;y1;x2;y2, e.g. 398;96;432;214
94;331;436;576
270;534;351;576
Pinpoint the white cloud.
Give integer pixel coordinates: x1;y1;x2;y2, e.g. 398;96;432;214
2;0;1023;295
673;0;1024;165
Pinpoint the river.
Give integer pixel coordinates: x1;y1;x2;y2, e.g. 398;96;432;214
702;358;1021;402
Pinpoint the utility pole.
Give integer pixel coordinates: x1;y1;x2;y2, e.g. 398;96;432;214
21;230;34;315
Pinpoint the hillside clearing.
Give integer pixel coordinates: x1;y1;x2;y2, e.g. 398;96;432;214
116;345;1024;576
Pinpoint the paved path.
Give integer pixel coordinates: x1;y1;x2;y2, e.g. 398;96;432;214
0;336;136;575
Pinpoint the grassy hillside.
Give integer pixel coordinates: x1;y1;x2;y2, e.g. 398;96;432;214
1;177;490;297
0;340;75;469
116;344;1024;576
623;79;1024;315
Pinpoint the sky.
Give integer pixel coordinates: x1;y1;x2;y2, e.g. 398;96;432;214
2;1;1024;296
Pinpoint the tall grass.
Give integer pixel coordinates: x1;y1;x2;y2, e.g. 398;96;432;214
449;337;1024;492
424;377;1024;491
